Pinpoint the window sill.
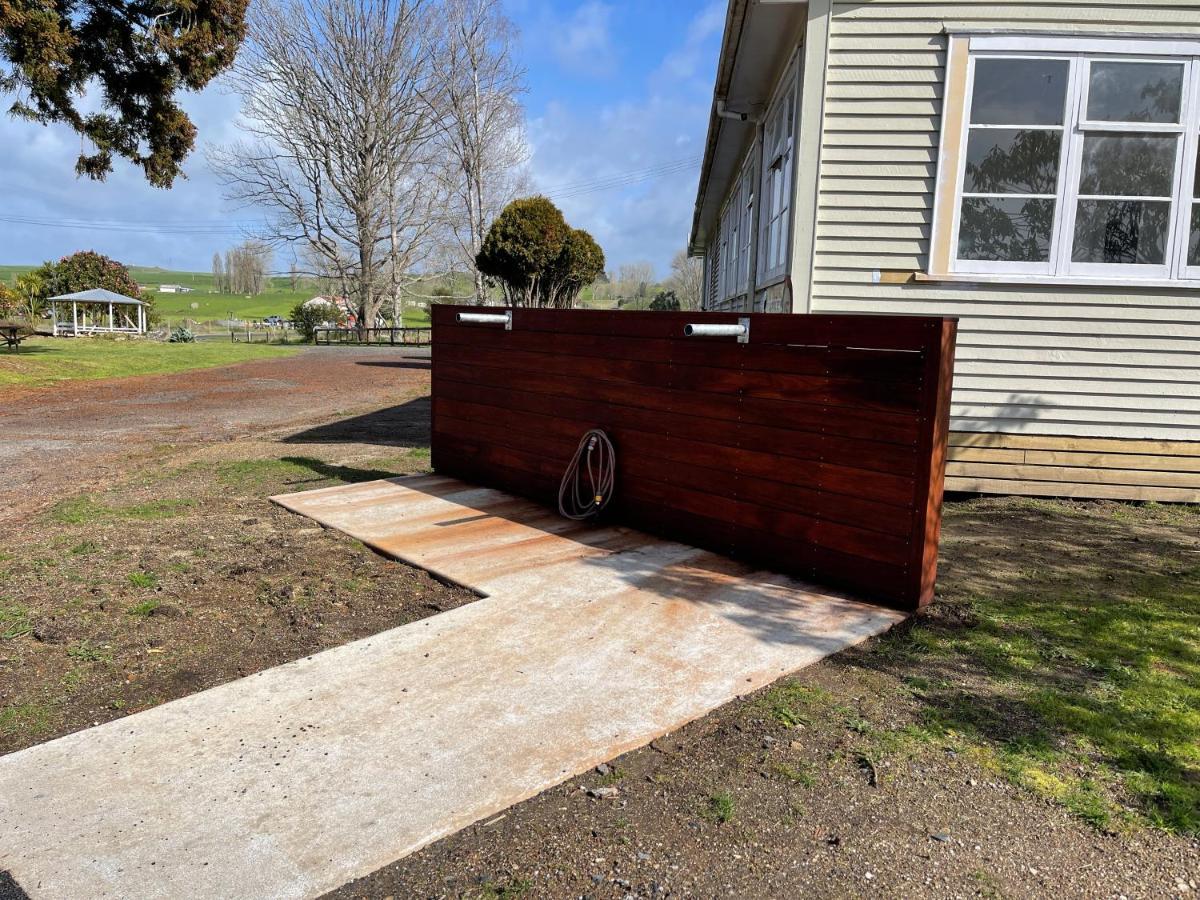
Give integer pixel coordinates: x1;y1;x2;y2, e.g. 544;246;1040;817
916;271;1200;291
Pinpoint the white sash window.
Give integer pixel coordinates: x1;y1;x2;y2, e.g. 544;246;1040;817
932;35;1200;286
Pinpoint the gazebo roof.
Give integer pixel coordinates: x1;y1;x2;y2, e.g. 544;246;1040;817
48;288;146;306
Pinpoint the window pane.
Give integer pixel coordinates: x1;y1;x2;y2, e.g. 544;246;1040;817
964;129;1061;194
970;58;1070;126
1189;206;1200;267
958;197;1055;262
1073;200;1170;265
1079;134;1177;197
1087;62;1184;124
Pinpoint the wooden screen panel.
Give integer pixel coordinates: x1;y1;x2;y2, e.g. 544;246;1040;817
430;305;957;611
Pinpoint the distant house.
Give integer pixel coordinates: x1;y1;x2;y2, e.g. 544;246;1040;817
305;295;358;326
158;284;194;294
689;1;1200;502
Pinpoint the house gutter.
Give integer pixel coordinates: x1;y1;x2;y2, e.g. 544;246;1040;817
688;0;752;257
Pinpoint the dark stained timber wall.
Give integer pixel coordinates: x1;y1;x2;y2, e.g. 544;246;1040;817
430;305;957;611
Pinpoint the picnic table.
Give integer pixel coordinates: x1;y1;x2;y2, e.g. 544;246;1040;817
0;322;27;352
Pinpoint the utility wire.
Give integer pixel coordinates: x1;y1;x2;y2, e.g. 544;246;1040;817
1;155;703;234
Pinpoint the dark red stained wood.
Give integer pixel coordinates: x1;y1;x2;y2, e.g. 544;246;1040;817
434;360;922;445
910;317;958;609
430;305;957;611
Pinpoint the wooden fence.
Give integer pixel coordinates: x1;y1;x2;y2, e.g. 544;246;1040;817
430;305;956;610
313;327;432;346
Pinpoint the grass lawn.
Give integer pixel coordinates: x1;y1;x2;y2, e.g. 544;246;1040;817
0;336;300;389
824;496;1200;836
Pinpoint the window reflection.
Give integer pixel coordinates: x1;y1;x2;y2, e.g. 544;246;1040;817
1079;134;1177;198
1073;200;1170;265
972;58;1069;125
1088;62;1184;124
960;197;1055;262
965;129;1061;194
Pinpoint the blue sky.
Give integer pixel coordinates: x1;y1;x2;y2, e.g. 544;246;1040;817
0;0;723;280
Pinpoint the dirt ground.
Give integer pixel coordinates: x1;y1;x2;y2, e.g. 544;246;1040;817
1;348;1196;899
0;346;431;523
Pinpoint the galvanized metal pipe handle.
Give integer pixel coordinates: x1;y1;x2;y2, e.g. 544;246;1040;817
456;311;512;330
684;317;749;343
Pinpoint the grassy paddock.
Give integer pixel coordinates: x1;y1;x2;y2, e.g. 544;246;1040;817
0;336;299;389
752;496;1200;836
0;265;437;324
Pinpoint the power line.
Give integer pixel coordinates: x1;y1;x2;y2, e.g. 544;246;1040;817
539;155;701;194
0;214;259;235
1;154;704;234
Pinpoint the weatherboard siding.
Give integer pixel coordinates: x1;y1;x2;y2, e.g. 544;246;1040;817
807;1;1200;465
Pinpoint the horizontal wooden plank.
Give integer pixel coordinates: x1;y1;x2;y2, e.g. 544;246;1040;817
945;475;1200;503
434;343;924;415
435;322;927;382
435;380;919;477
946;461;1200;489
435;360;922;446
949;431;1200;456
433;406;919;509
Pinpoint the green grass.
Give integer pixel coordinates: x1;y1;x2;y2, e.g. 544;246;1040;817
128;598;162;617
0;337;299;389
0;264;439;324
127;572;159;589
866;502;1200;835
66;640;113;663
0;604;32;639
213;455;407;490
49;496;196;525
0;702;53;738
702;790;736;824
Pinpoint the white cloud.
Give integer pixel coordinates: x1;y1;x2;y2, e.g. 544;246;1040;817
657;1;725;84
526;4;721;279
2;84;256;269
550;1;616;78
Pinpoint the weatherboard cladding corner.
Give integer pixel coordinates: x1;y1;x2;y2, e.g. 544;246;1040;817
692;0;1200;502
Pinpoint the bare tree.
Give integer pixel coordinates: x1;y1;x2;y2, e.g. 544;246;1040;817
666;250;704;311
615;261;657;303
211;252;226;293
209;0;444;331
434;0;530;303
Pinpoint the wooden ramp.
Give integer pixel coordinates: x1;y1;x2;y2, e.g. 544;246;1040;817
0;476;904;900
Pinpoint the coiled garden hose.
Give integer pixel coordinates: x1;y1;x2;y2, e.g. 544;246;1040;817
557;429;616;520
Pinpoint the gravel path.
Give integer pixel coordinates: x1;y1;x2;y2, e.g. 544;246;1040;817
0;347;430;523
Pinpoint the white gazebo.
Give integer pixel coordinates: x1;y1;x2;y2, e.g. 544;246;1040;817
48;289;147;337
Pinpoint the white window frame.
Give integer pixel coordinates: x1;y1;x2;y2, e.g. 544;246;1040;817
758;57;799;287
932;33;1200;288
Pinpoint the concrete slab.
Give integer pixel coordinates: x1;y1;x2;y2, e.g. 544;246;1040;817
0;476;905;899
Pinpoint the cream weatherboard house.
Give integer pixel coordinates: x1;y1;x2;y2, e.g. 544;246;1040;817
690;0;1200;501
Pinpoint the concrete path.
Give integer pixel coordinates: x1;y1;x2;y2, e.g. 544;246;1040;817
0;476;904;899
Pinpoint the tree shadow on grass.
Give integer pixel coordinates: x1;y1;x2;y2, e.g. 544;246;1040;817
276;456;408;486
282;397;430;448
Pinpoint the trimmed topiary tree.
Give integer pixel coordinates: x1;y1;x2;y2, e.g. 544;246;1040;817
476;197;604;308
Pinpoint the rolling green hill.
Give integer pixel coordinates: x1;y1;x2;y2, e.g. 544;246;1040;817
0;264;434;325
